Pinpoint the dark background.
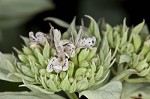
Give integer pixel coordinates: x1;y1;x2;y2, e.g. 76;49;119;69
0;0;149;93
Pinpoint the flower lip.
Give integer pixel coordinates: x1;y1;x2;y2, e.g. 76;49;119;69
46;56;69;73
29;31;47;46
78;36;96;48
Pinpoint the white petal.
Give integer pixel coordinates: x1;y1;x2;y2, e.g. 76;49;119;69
29;31;36;42
53;65;62;73
46;64;53;72
60;40;70;45
35;32;47;45
53;29;61;45
62;58;69;71
64;43;76;57
79;36;96;48
46;57;58;72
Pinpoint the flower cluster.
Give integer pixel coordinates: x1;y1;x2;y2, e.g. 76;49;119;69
4;16;114;94
101;19;150;81
1;16;149;98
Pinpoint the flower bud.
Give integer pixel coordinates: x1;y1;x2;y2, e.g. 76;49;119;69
47;78;60;92
132;34;141;52
127;43;134;53
75;68;87;77
77;78;88;91
78;48;89;63
43;41;50;59
67;62;74;77
34;48;45;67
95;66;103;80
39;69;47;76
80;61;89;68
145;51;150;62
18;55;29;63
86;47;97;61
69;79;77;93
69;77;74;84
60;72;67;80
22;46;33;55
60;75;71;91
139;67;150;76
28;55;37;63
136;59;148;71
140;40;150;55
21;65;34;77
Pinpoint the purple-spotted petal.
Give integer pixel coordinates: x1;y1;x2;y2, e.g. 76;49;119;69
64;43;76;57
62;58;69;71
35;32;47;45
46;57;58;72
29;31;36;42
79;36;96;48
29;31;47;46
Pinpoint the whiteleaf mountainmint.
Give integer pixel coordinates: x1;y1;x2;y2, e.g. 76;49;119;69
0;15;149;99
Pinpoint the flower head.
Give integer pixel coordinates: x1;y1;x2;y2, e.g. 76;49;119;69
4;16;114;94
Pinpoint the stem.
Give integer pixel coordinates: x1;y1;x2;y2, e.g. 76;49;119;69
65;91;78;99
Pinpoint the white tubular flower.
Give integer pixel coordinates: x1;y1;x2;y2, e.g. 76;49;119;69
75;26;96;48
53;28;76;58
47;57;69;73
29;31;47;46
47;29;75;73
78;36;96;48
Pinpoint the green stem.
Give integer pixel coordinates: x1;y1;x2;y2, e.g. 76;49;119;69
65;91;78;99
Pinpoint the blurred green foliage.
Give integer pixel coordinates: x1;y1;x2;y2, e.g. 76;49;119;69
0;0;55;52
0;0;54;29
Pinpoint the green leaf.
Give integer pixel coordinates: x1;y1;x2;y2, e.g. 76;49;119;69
0;92;65;99
44;17;69;28
0;0;55;29
79;81;122;99
0;53;21;82
121;82;150;99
